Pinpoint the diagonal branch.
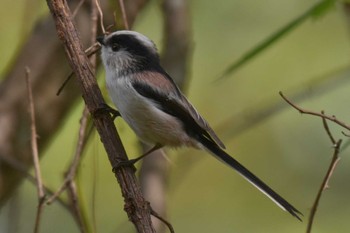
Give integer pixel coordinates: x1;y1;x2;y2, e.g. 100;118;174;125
45;0;155;232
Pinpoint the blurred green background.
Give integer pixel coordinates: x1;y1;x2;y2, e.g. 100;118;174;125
1;0;350;232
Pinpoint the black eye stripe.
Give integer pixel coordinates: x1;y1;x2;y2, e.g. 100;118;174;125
106;33;159;61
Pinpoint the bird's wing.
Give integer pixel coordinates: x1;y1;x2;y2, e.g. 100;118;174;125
178;93;226;149
132;70;225;149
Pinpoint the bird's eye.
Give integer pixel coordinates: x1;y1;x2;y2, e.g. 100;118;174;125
111;43;119;51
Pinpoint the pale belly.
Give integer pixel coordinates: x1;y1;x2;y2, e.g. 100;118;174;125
106;77;196;148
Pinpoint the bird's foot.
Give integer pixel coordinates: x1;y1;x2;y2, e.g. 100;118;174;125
93;103;120;120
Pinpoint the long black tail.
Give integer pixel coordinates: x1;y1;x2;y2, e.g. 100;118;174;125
197;135;302;220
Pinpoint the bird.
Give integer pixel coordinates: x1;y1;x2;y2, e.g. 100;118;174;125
97;30;302;220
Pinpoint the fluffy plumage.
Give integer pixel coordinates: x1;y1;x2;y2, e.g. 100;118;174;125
98;30;302;220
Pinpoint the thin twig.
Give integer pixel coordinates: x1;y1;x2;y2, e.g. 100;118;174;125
67;179;87;233
25;67;46;233
279;91;350;131
94;0;105;33
25;67;45;200
150;207;175;233
85;42;101;57
321;111;336;144
72;0;86;18
46;107;89;204
56;72;74;96
34;199;46;233
341;131;350;137
46;107;90;232
118;0;129;29
56;43;100;96
306;139;342;233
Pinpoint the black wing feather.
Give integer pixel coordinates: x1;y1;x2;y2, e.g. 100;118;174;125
132;81;217;145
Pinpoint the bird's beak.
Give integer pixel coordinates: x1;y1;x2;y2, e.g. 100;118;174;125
97;36;105;46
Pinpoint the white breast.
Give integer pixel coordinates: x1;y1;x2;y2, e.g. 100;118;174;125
105;72;197;148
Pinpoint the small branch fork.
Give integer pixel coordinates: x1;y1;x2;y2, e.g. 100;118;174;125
279;91;350;133
279;91;344;233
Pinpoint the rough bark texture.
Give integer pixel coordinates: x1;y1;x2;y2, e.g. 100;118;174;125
45;0;155;232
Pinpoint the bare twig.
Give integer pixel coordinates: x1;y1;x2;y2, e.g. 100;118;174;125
67;179;87;233
321;111;336;144
45;107;90;233
150;207;175;233
34;199;46;233
279;91;350;132
94;0;105;33
85;42;101;57
25;67;45;201
306;139;342;233
46;107;89;204
25;67;46;233
56;43;100;96
72;0;86;18
118;0;129;29
56;72;75;96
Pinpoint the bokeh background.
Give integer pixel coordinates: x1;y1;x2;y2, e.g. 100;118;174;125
1;0;350;232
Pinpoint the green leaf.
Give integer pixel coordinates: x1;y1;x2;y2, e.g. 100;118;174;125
311;0;336;18
218;0;336;80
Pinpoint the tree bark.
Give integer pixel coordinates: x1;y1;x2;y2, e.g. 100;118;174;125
45;0;155;232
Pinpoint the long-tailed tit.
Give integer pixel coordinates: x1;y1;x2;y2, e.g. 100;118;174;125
97;30;302;220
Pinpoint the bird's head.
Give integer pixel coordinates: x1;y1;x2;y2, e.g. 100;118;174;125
97;30;160;75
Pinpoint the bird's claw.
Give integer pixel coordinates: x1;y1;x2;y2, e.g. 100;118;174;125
112;159;137;173
93;103;120;120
